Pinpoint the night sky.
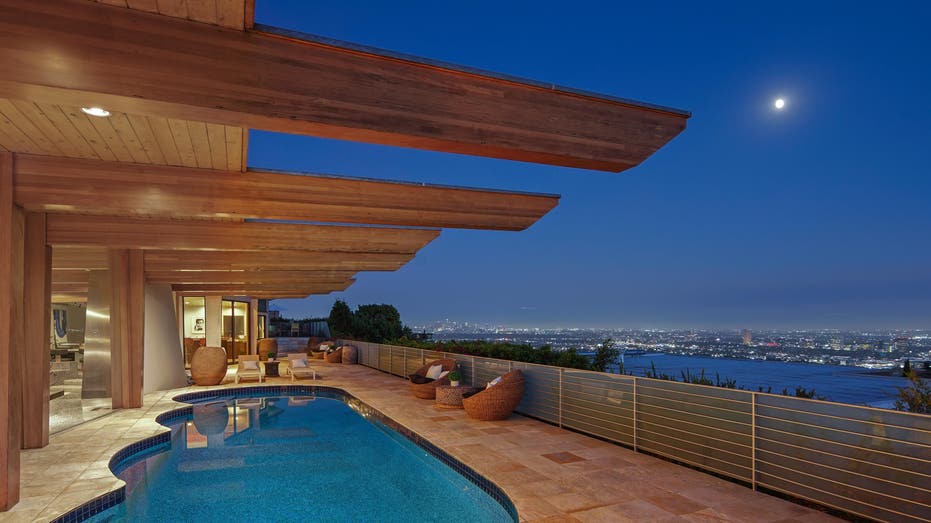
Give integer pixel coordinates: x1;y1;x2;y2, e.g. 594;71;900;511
252;1;931;329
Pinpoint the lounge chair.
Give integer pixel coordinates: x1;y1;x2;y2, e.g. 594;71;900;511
409;359;456;399
463;370;525;420
287;353;317;382
235;354;263;384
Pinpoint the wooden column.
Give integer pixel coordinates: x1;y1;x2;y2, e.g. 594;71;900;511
109;249;145;409
0;152;24;510
249;298;258;354
22;212;50;448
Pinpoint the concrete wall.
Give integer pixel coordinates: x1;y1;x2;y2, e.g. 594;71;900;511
142;284;187;393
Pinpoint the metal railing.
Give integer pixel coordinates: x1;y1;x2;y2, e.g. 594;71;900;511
343;340;931;523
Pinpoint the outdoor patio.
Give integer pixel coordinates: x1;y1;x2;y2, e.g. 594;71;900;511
1;363;840;523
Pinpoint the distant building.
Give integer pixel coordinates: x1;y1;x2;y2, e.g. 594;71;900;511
742;329;752;346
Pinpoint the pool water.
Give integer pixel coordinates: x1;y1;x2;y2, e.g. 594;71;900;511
90;395;512;522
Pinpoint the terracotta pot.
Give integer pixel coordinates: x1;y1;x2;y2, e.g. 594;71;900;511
190;346;227;385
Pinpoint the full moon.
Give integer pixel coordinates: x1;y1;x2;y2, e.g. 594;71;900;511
774;98;786;110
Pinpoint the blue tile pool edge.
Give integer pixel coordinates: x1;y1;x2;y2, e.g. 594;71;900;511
54;384;519;523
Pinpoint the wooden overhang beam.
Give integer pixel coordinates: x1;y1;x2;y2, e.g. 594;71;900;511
144;270;357;285
0;0;689;172
52;246;412;272
14;154;558;231
170;282;353;293
45;214;438;254
143;250;411;272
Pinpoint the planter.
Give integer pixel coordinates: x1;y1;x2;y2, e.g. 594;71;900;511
190;346;227;385
340;345;358;364
450;380;460;387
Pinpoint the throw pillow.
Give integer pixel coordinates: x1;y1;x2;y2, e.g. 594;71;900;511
243;360;259;370
410;375;434;385
425;364;444;380
292;359;307;368
486;376;503;389
438;370;449;379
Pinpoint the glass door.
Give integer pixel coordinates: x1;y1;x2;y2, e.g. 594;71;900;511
221;300;249;363
182;296;207;367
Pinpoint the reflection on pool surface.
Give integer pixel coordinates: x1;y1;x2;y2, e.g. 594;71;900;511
91;393;513;522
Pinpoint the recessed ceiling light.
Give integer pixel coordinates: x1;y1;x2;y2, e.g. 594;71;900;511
81;106;110;117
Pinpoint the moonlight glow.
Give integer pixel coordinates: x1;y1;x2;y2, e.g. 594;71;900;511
774;98;786;110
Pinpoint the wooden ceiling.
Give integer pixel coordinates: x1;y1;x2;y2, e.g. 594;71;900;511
94;0;255;30
0;100;246;171
2;0;688;301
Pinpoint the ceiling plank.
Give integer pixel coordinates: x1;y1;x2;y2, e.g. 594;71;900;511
144;250;411;272
15;154;558;231
0;0;688;172
51;269;89;283
52;246;108;270
45;214;439;253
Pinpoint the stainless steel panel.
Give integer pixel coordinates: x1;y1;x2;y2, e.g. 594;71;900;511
82;270;111;400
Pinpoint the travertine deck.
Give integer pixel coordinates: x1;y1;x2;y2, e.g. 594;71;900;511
1;364;842;522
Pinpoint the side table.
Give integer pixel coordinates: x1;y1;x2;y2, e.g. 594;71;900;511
264;360;280;377
435;385;481;409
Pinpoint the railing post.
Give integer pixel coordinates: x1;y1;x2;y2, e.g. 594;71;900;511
632;377;638;452
558;367;564;428
388;345;392;375
752;392;757;491
471;356;476;387
403;345;406;376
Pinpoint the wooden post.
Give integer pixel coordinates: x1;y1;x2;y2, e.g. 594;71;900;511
0;152;24;510
249;298;258;354
109;249;145;409
22;212;50;448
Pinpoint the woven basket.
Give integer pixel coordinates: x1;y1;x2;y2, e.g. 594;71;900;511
409;359;457;399
324;347;342;363
463;370;525;421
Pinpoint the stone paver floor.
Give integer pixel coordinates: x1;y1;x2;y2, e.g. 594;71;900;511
0;363;842;522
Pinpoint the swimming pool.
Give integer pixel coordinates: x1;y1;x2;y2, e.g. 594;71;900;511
68;386;516;522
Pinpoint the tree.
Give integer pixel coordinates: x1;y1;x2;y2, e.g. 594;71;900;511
895;371;931;414
591;338;620;373
327;300;354;338
352;304;405;343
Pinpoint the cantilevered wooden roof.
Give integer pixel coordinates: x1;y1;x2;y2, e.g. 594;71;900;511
1;0;688;300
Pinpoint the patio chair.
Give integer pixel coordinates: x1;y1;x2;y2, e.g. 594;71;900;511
287;353;317;382
235;354;263;384
324;347;342;363
409;359;456;399
463;370;525;421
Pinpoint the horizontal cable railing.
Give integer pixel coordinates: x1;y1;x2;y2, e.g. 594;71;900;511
339;340;931;523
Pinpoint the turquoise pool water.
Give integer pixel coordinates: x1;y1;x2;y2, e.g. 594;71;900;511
87;392;513;522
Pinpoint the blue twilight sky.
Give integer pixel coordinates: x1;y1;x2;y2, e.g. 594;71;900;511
252;1;931;330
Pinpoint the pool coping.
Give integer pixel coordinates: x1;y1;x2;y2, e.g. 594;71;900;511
52;385;519;523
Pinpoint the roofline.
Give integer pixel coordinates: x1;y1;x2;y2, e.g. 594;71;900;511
255;24;692;119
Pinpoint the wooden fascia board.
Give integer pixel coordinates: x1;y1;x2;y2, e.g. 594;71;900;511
143;249;412;272
144;270;357;284
14;153;558;231
45;214;439;254
0;0;688;172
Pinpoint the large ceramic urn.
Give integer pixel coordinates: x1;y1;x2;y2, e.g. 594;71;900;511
190;346;227;385
340;345;358;365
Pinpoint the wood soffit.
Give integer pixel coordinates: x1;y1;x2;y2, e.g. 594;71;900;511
0;0;688;172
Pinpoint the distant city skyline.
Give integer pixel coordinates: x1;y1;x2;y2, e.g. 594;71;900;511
256;1;931;329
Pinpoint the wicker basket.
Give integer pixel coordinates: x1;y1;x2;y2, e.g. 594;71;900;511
409;359;457;399
463;370;525;421
324;347;342;363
